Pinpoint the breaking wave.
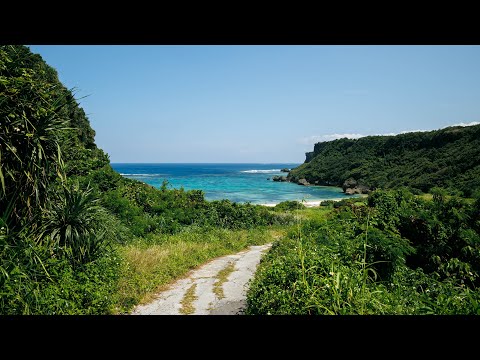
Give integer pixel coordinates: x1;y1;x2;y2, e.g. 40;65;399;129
120;173;165;177
240;169;281;174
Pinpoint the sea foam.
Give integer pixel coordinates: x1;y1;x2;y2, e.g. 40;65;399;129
120;173;166;177
240;169;281;174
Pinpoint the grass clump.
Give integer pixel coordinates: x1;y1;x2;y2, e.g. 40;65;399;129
213;262;236;300
179;283;198;315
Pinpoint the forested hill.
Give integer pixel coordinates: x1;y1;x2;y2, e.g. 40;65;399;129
288;124;480;197
0;45;110;182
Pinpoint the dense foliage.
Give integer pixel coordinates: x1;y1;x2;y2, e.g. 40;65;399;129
0;45;290;314
288;126;480;197
4;45;479;315
274;200;306;211
0;45;118;314
246;189;480;314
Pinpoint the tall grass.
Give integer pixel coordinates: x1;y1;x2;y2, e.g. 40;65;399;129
284;202;382;314
246;198;391;314
113;226;285;314
246;190;480;315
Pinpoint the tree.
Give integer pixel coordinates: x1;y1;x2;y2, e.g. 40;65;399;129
0;45;71;230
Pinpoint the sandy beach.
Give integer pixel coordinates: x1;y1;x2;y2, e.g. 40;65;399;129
259;195;367;208
260;199;337;208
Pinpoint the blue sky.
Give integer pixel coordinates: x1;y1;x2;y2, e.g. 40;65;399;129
28;45;480;163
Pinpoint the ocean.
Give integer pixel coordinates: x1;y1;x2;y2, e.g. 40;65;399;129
111;163;357;205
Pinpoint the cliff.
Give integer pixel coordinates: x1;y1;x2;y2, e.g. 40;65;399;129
288;124;480;196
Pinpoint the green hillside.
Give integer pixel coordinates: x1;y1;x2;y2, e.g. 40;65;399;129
288;125;480;197
0;45;291;314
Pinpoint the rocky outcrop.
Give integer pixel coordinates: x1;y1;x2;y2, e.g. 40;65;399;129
280;168;290;172
345;186;370;195
287;176;338;187
272;175;288;182
342;178;357;192
342;178;371;194
297;178;310;186
316;180;338;186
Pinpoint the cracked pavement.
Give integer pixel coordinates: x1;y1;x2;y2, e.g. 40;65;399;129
130;243;272;315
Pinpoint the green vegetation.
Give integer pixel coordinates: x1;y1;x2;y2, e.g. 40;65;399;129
0;45;293;314
213;262;236;300
179;283;197;314
246;188;480;314
1;45;117;315
116;227;281;312
274;200;306;211
289;125;480;197
3;45;479;315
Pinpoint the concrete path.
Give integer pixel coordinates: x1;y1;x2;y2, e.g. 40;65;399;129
130;243;272;315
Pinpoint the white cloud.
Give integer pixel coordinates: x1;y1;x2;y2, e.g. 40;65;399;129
450;121;480;127
299;130;430;145
299;121;479;146
400;130;425;134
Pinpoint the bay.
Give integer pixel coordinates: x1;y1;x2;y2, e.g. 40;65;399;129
111;163;357;205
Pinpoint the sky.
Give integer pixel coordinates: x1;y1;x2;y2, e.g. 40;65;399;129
28;45;480;163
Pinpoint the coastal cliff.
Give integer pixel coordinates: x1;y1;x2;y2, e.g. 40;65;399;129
287;124;480;196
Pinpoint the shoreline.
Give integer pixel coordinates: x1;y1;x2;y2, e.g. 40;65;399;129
259;201;323;208
258;195;367;208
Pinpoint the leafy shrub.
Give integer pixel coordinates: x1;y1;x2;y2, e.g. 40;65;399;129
320;200;335;207
0;229;120;314
246;188;480;314
274;200;306;211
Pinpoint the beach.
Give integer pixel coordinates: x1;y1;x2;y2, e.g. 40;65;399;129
260;199;338;208
259;195;368;208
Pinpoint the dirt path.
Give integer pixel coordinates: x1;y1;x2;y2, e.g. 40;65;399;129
130;243;272;315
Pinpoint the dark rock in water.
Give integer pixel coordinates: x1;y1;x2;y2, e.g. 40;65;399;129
298;178;310;186
267;178;270;180
280;168;290;172
272;175;288;182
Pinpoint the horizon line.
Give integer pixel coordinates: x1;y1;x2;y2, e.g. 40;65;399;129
110;161;303;164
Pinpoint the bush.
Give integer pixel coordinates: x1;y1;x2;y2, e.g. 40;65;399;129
0;231;120;314
246;188;480;314
274;200;306;211
319;200;333;206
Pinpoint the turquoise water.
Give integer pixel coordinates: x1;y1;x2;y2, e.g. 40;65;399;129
111;163;357;205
